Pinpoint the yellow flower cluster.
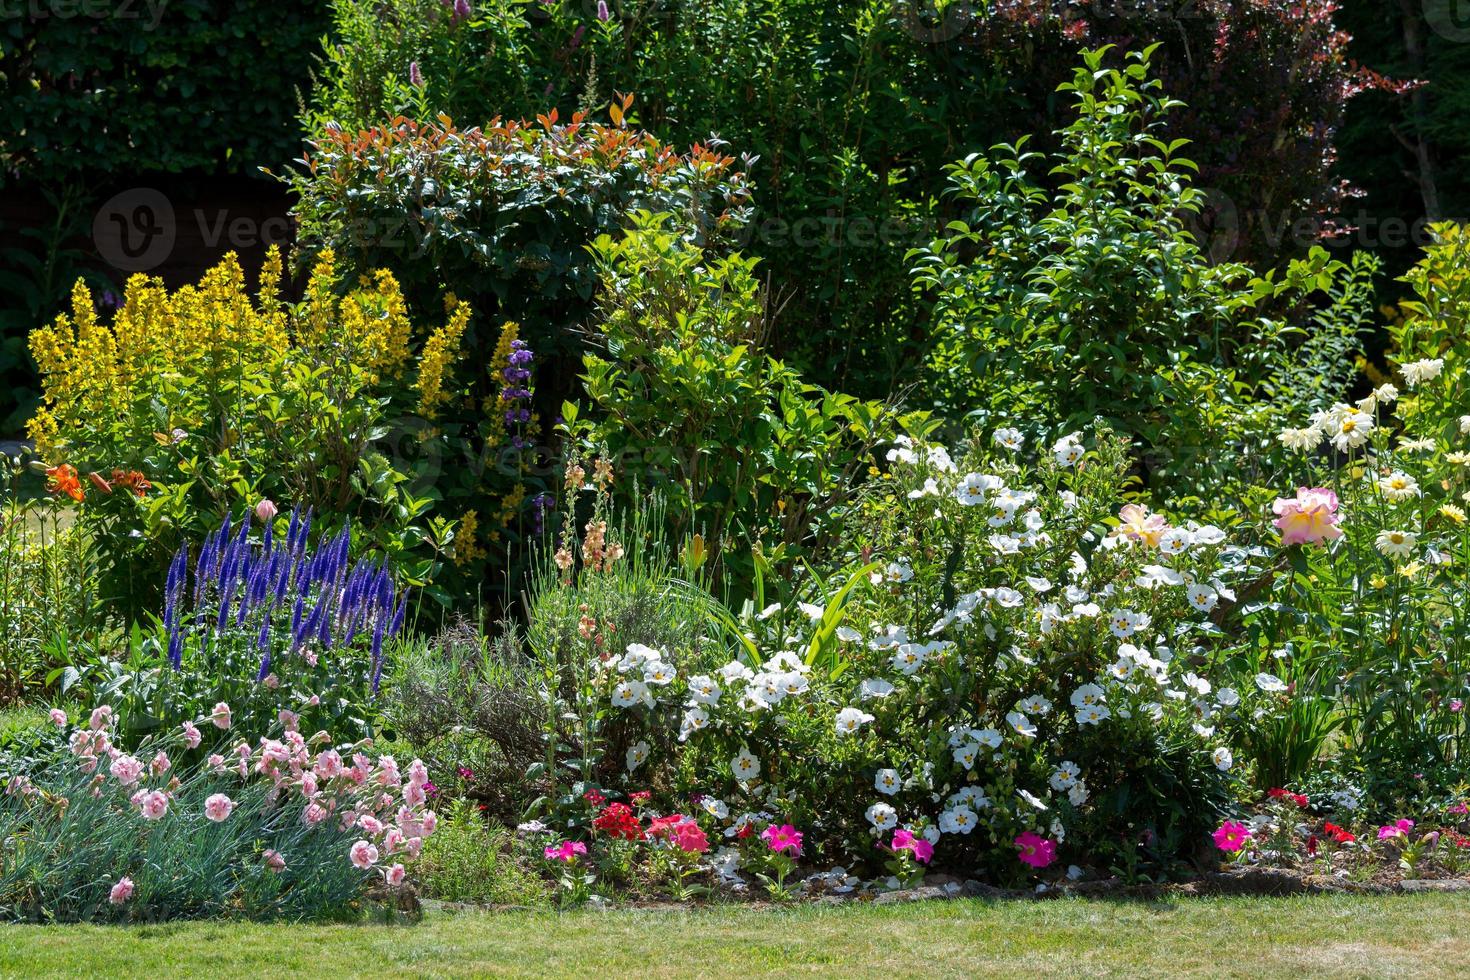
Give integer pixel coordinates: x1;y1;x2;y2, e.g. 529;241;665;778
480;320;523;446
451;509;488;567
27;248;447;461
416;302;472;419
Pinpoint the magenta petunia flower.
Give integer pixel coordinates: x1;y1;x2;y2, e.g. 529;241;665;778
1015;831;1057;868
1213;820;1251;852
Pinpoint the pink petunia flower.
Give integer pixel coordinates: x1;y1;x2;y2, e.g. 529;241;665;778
1213;820;1251;852
762;823;803;856
544;840;589;862
1015;831;1057;868
1378;818;1415;840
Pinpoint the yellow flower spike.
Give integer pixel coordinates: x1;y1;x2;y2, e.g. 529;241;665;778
417;302;472;419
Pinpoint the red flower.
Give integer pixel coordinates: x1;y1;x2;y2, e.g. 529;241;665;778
592;802;642;840
1323;822;1356;844
583;788;606;806
629;791;651;805
45;464;84;502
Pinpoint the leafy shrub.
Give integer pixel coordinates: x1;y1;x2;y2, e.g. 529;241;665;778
913;47;1371;513
286;104;752;396
24;251;482;612
573;214;912;589
415;799;547;906
549;428;1243;879
383;620;546;822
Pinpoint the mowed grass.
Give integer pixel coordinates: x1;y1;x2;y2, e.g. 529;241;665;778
3;893;1468;978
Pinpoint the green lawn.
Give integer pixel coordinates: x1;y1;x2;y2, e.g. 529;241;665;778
3;893;1467;978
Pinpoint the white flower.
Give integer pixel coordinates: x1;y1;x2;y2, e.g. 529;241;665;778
858;677;896;700
974;727;1003;749
1216;687;1240;707
1461;415;1470;435
1400;357;1444;388
1052;435;1084;467
1075;703;1111;726
1019;694;1053;716
1191;525;1227;545
1018;789;1048;811
891;644;927;674
679;707;709;741
687;675;722;705
797;601;825;621
644;661;677;685
886;436;917;464
1212;747;1233;771
1325;407;1374;451
1374;529;1417;558
777;671;810;697
1107;658;1135;681
836;626;862;642
611;680;653;708
1376;471;1421;502
939;806;978;835
952;742;981;770
731;749;761;781
1006;711;1037;738
1049;762;1081;791
1107;608;1147;638
994;427;1024;450
1182;672;1211;696
1186;583;1218;614
701;797;729;820
882;561;913;584
866;802;898;830
955;472;1003;506
619;643;663;671
949;786;991;809
1254;672;1287;693
1067;781;1090;806
1158;528;1193;555
718;660;754;684
625;741;649;771
835;707;875;736
874;769;901;795
1278;427;1321;452
1070;684;1106;709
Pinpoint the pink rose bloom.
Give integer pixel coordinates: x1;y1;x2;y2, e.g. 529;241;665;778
109;754;144;787
1015;831;1057;868
254;499;278;523
210;702;232;730
49;708;68;727
204;793;235;823
263;849;287;873
762;823;803;856
182;723;202;749
151;751;171;776
350;840;379;869
109;877;134;905
1116;503;1169;547
1451;699;1464;713
1213;820;1251;852
89;705;113;731
139;790;170;820
386;863;407;888
1273;488;1343;547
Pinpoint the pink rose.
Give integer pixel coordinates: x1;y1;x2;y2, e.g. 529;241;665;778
1273;488;1343;547
254;499;278;523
